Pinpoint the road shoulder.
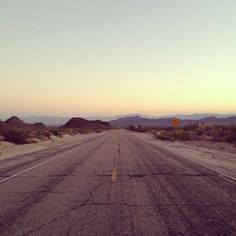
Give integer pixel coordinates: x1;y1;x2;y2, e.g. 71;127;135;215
0;132;107;161
133;132;236;181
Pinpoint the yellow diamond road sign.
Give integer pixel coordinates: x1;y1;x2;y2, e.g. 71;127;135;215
171;118;181;126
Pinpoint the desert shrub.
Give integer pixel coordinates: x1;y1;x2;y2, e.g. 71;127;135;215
50;129;62;137
80;129;91;134
149;130;157;135
136;125;147;132
58;130;71;136
33;129;51;141
176;130;191;141
184;124;198;131
225;132;236;143
195;129;203;136
154;129;191;141
1;128;29;144
229;126;236;133
129;125;136;131
214;135;225;142
64;129;79;135
155;131;172;141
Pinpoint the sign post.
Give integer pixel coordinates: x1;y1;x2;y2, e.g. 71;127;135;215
171;118;181;141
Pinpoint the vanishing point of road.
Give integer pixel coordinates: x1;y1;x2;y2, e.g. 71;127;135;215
0;130;235;235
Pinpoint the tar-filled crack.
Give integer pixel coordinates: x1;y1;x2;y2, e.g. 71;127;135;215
127;173;213;179
43;173;214;179
86;181;106;202
21;181;107;236
129;174;145;178
132;137;236;235
21;198;236;236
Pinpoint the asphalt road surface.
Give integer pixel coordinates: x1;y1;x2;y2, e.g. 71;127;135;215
0;130;236;236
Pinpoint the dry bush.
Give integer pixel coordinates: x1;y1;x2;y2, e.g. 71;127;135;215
176;130;191;141
79;129;92;134
49;129;63;138
150;124;236;143
30;129;51;141
149;130;157;135
154;131;173;141
129;125;136;131
61;128;80;135
0;128;29;144
183;124;198;131
225;132;236;143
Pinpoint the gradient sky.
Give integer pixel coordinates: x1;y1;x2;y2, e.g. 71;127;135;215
1;0;236;117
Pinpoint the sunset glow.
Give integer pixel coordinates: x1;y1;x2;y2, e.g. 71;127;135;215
1;1;236;117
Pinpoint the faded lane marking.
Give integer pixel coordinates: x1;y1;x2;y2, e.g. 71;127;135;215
111;144;120;183
0;149;76;184
112;169;117;182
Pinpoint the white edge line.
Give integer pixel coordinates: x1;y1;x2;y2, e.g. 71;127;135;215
0;149;74;184
157;144;236;182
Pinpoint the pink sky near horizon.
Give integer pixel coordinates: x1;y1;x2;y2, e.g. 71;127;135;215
1;1;236;117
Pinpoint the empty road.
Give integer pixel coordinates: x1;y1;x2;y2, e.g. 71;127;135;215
0;130;235;236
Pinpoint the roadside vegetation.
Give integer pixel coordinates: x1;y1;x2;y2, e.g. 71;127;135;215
0;126;108;145
0;127;79;145
0;116;111;145
129;124;236;145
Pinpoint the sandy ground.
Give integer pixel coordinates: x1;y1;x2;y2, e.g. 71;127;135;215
185;140;236;154
0;132;107;161
133;132;236;181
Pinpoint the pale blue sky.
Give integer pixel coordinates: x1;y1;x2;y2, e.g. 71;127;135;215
1;0;236;117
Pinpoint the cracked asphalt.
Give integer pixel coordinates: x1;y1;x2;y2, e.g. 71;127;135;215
0;130;236;236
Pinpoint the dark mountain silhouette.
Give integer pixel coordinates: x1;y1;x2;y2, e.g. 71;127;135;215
20;113;236;125
33;122;47;129
1;116;46;129
5;116;29;127
159;113;236;120
109;115;236;128
61;117;111;131
200;116;236;125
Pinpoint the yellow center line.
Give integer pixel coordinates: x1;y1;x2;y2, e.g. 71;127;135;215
112;169;117;182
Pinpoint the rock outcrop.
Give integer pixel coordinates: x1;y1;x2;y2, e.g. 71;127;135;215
62;117;111;132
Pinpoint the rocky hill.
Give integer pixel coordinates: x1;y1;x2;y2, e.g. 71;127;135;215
0;116;46;129
61;117;111;132
5;116;29;127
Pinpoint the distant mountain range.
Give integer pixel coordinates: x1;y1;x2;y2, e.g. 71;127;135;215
1;113;236;128
5;113;234;126
21;114;148;125
158;113;236;120
109;115;236;128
